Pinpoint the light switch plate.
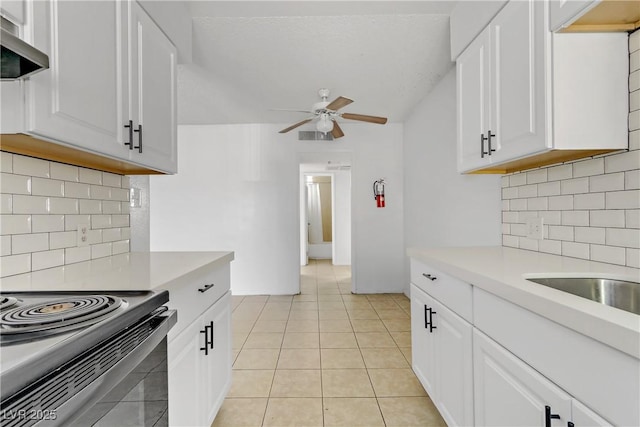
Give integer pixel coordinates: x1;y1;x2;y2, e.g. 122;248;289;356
526;217;544;240
77;223;90;247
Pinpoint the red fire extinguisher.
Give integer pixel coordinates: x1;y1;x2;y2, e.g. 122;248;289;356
373;179;386;208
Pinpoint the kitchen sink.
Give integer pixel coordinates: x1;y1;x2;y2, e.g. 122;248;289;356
526;277;640;315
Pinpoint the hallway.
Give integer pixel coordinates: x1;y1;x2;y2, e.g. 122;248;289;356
213;259;446;426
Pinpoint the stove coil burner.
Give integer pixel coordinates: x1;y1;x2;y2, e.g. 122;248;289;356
0;295;123;336
0;296;20;311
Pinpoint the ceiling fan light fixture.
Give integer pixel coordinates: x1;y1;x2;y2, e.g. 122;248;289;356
316;113;334;133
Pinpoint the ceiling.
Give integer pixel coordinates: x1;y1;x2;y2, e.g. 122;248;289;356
178;1;456;126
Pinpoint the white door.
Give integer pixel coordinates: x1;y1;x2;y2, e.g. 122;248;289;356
549;0;599;31
456;27;492;172
489;0;549;163
410;284;437;397
128;1;177;173
473;329;572;427
27;0;127;159
432;299;474;427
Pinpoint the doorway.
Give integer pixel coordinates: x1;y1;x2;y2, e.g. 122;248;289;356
306;174;333;260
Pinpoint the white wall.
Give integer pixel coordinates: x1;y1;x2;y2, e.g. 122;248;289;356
403;68;502;292
150;123;404;295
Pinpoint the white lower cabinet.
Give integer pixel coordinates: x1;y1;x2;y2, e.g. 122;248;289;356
168;291;232;426
410;284;474;427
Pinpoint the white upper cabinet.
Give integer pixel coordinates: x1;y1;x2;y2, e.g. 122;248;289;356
456;0;628;174
126;2;177;173
549;0;599;31
27;0;128;160
9;0;177;174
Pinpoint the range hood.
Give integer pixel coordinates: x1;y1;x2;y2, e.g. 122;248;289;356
1;17;48;79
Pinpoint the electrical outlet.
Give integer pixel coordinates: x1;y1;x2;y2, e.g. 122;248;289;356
526;217;544;240
77;224;90;247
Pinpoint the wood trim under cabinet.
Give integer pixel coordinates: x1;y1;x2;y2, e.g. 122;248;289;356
562;0;640;32
466;148;622;174
0;133;165;175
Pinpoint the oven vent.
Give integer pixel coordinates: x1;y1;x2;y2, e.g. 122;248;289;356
0;320;155;427
298;131;334;141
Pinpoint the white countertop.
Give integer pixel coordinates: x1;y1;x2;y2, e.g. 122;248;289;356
407;246;640;359
0;251;234;292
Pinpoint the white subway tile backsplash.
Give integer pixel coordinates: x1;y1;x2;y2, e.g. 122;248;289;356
503;211;519;223
0;194;11;214
548;195;573;211
590;210;626;228
510;173;527;186
573;158;604;178
526;169;547;184
541;211;561;225
79;200;102;214
518;184;538;198
606;190;640;209
527;197;548;211
561;210;589;226
538;181;561;196
65;246;91;264
1;152;13;173
590;244;626;265
12;156;49;178
12;233;48;254
12;195;48;214
0;215;31;235
0;153;131;276
631;70;640;93
64;182;91;199
606;228;640;248
0;235;10;256
48;197;79;214
510;199;527;211
626;170;640;190
575;227;605;245
511;223;527;236
50;163;79;182
627;210;640;229
547;164;572;181
539;239;562;255
630;110;640;131
590;173;625;192
519;237;539;251
31;249;64;271
627;248;640;268
31;177;64;197
605;151;640;173
631;89;640;111
503;235;519;248
502;187;518;199
574;193;605;210
32;215;64;233
50;231;76;249
562;241;590;259
549;225;574;241
630;130;640;151
0;253;31;277
561;177;589;195
102;172;121;188
1;173;31;194
79;168;102;185
502;176;511;188
631;30;640;53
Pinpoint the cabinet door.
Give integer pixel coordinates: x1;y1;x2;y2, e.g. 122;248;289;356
202;292;232;425
456;26;492;173
549;0;599;31
167;315;206;427
410;284;437;397
571;399;613;427
128;1;177;173
473;329;572;427
431;298;473;427
27;0;128;159
489;0;548;162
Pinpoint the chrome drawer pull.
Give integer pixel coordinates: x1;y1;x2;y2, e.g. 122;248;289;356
198;284;214;293
422;273;437;281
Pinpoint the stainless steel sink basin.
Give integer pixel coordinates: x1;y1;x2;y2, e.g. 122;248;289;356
526;277;640;315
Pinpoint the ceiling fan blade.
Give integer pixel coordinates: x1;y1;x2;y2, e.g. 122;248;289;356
341;113;388;125
326;96;353;111
279;118;313;133
270;108;314;114
331;121;345;139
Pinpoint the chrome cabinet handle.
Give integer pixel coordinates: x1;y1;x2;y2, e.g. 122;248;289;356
198;284;214;293
487;130;496;156
208;321;214;350
200;324;210;355
480;133;488;158
124;120;133;149
422;273;437;281
133;124;142;153
545;406;561;427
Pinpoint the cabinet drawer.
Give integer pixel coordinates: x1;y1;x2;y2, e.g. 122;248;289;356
473;287;638;427
410;258;472;322
166;263;230;340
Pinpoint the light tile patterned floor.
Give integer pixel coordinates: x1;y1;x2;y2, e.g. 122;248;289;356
213;259;446;427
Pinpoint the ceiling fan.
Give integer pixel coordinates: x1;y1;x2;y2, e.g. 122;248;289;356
277;88;388;139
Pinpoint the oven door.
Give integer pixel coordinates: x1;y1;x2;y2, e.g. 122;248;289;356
0;309;176;427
